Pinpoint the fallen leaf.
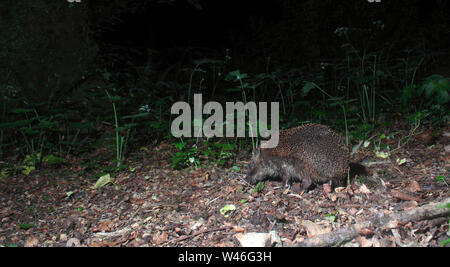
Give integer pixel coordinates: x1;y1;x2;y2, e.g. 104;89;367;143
25;235;39;247
405;181;422;193
348;208;359;216
234;232;274;247
415;131;432;144
233;225;245;233
359;184;372;194
59;234;68;242
445;145;450;153
396;158;407;166
220;204;236;218
152;231;168;245
93;174;114;189
376;151;390;159
301;220;331;238
94;220;115;232
359;237;373;247
329;193;337;202
323;183;332;194
66;238;80;247
391;189;421;202
359;228;374;236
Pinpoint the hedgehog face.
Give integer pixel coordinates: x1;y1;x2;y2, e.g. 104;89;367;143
245;150;266;184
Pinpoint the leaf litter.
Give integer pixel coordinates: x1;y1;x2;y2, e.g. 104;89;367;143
0;124;449;247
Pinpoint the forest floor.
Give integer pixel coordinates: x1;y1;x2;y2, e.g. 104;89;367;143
0;122;449;247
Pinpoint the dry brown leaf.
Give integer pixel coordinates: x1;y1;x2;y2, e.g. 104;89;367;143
359;228;374;236
152;231;168;245
233;225;246;233
403;201;419;210
25;235;39;247
359;184;372;194
95;220;115;232
323;183;332;194
359;237;373;247
391;189;421;202
348;208;359;216
405;181;422;192
301;220;331;238
234;232;273;247
445;145;450;153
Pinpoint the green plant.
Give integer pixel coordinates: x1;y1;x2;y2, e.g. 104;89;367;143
402;75;450;109
338;37;381;124
21;153;40;175
421;75;450;105
225;70;259;150
105;89;124;168
105;88;151;169
19;223;34;230
302;82;351;146
210;142;236;166
253;181;266;193
170;139;200;169
435;175;449;186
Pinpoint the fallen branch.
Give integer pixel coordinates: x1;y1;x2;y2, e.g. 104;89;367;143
295;197;450;247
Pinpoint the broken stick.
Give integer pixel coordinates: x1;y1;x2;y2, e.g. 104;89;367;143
295;197;450;247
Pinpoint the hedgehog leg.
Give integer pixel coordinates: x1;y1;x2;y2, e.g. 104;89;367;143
298;176;312;193
291;183;302;194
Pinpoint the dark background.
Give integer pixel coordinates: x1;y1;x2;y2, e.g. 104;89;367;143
89;0;450;72
0;0;449;163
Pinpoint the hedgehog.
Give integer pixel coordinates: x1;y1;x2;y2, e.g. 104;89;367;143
245;124;349;193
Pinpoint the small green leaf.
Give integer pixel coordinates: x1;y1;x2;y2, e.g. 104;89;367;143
93;174;114;189
22;165;35;175
325;214;337;222
19;224;34;230
435;175;448;186
220;204;236;218
43;154;66;165
375;151;390;159
302;82;316;96
396;158;407;166
231;165;241;172
441;238;450;246
253;182;266;193
11;108;33;114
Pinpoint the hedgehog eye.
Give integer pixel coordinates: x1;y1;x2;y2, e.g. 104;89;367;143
247;162;258;175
